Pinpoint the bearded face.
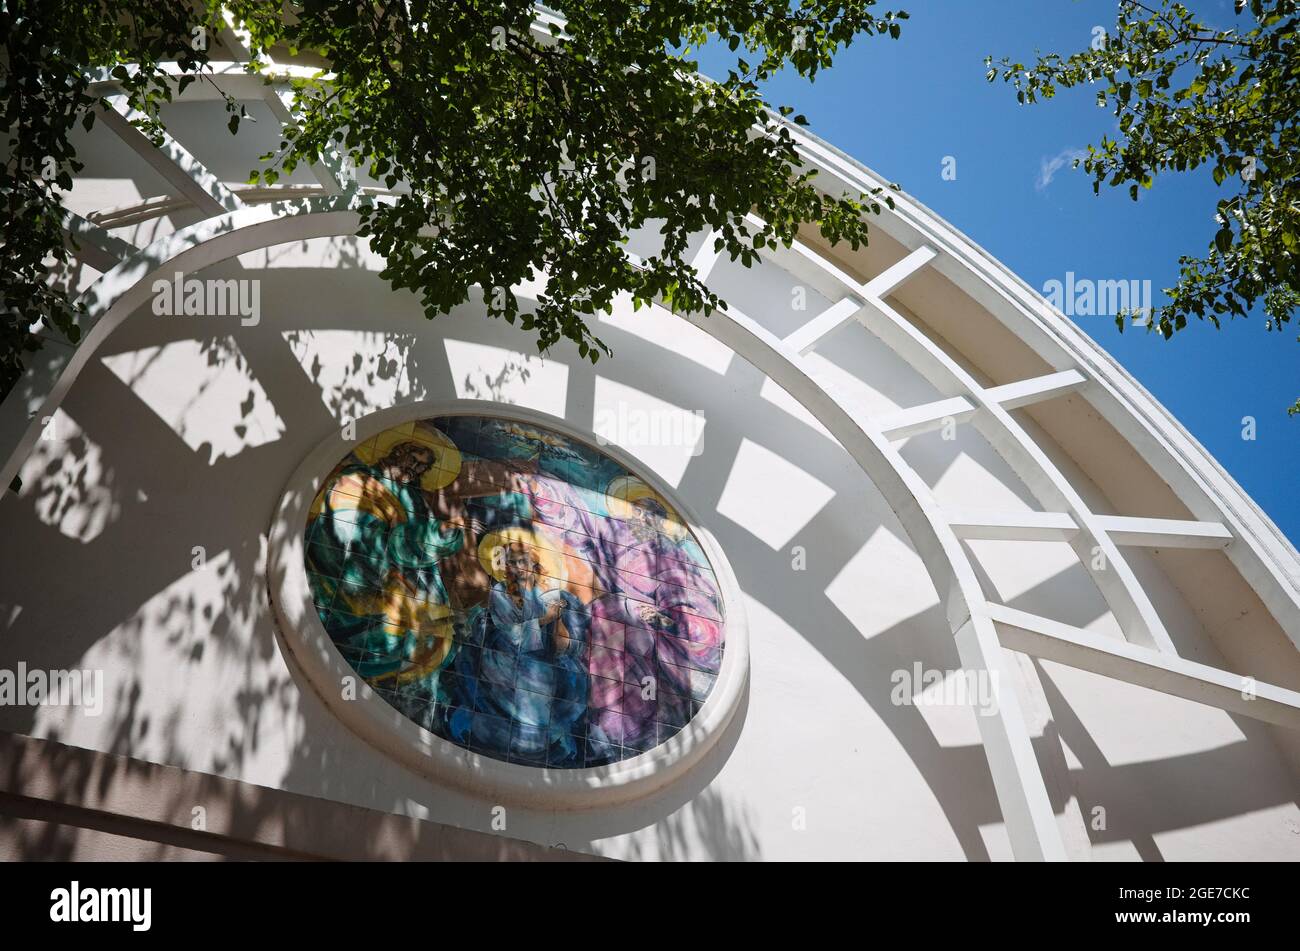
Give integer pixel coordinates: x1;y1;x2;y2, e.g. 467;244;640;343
629;498;667;541
500;541;543;591
379;442;436;483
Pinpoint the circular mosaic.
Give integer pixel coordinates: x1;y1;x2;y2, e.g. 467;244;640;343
303;415;725;769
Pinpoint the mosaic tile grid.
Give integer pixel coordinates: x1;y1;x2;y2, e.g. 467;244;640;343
304;415;726;768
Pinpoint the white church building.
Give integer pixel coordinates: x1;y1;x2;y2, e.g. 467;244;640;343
2;20;1299;862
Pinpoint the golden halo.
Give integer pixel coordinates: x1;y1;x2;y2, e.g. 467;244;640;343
605;475;684;533
477;526;566;586
354;422;462;492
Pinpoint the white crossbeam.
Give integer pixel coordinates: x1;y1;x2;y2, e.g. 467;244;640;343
988;603;1300;729
220;16;355;197
947;509;1079;543
87;62;329;100
690;231;725;282
861;244;938;298
778;245;935;356
986;369;1087;410
783;296;864;355
61;211;136;272
872;395;976;440
264;86;355;197
100;97;245;216
1095;515;1233;549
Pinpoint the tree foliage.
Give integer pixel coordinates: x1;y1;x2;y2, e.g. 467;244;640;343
2;0;907;401
987;0;1299;412
1;0;217;399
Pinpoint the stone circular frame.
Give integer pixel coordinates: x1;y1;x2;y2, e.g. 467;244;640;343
269;401;748;806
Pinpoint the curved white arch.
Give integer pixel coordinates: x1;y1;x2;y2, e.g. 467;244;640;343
0;197;364;495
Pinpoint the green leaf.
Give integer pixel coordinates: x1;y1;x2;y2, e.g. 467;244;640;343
0;2;932;405
986;0;1300;413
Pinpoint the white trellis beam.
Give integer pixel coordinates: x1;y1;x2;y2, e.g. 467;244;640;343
954;617;1069;860
99;96;245;216
1094;516;1233;549
873;395;976;440
985;369;1087;410
61;211;136;272
782;246;936;355
262;85;356;197
88;62;327;100
947;509;1079;543
219;16;355;198
689;231;725;282
783;296;865;355
944;510;1230;549
861;244;938;298
871;368;1085;442
988;603;1300;730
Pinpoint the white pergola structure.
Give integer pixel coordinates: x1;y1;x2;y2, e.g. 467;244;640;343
3;11;1299;861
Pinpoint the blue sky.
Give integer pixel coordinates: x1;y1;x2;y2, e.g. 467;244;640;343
695;0;1299;544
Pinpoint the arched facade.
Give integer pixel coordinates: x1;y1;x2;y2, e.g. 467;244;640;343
1;20;1298;861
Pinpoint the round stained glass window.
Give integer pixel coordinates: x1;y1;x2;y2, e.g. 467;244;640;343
303;414;726;769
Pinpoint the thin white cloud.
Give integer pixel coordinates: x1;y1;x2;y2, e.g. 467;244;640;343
1036;147;1087;191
